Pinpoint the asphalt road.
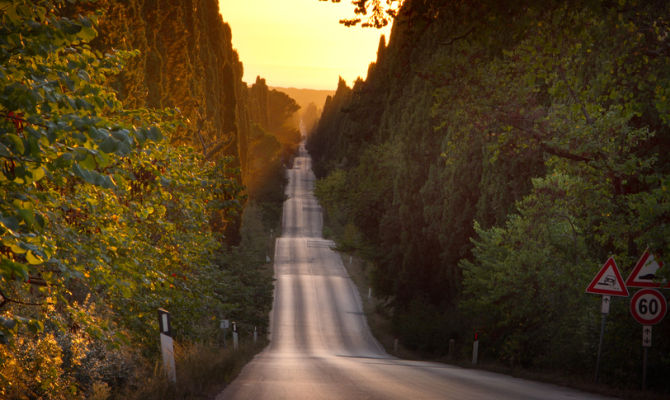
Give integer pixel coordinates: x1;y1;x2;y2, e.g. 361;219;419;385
217;143;613;400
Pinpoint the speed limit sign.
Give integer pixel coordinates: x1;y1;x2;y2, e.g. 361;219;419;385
630;289;667;325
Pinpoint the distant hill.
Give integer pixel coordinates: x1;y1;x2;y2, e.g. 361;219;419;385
272;87;334;111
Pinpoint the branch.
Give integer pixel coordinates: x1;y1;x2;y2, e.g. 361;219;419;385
506;119;594;162
537;141;592;162
487;102;597;163
204;134;235;160
27;275;47;287
440;27;475;47
558;69;594;125
0;111;47;129
0;287;45;308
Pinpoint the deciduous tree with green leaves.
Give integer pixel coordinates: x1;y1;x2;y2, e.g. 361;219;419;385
0;1;265;397
310;0;670;390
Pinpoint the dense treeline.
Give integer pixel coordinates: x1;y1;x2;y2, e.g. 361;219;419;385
91;0;247;163
271;86;334;136
82;0;302;237
246;77;301;219
309;0;670;391
0;0;299;398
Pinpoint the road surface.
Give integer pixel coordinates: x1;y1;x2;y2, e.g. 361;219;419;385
217;143;612;399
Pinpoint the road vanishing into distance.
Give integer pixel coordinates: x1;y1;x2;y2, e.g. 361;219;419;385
217;144;613;400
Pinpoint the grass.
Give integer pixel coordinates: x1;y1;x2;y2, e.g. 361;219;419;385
115;339;267;400
339;251;426;361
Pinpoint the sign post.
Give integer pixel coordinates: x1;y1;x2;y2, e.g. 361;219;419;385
471;332;479;365
642;325;651;390
630;288;667;390
642;325;651;347
158;308;177;384
585;257;629;382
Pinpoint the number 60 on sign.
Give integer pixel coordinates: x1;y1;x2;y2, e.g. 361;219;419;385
630;289;667;325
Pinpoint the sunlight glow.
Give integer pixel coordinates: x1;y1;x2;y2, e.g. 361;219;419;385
218;0;391;90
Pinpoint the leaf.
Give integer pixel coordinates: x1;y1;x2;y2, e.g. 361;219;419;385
80;154;97;170
34;212;45;229
78;26;97;42
2;2;19;24
27;319;44;334
72;162;95;184
26;250;43;265
0;258;29;281
17;208;35;227
0;142;11;158
116;139;132;155
111;129;130;142
96;174;115;189
0;216;20;236
77;69;90;82
5;134;25;155
147;126;162;141
13;164;27;181
54;152;74;168
7;243;26;255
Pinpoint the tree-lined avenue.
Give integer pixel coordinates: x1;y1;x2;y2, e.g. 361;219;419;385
216;144;613;399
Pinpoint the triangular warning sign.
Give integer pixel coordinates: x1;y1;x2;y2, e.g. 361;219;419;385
586;257;629;296
625;250;669;288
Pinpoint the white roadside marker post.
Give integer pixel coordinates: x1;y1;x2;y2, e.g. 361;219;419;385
472;332;479;365
220;318;229;348
254;326;258;344
233;321;239;350
158;308;177;384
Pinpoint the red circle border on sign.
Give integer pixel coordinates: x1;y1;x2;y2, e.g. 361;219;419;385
630;289;667;325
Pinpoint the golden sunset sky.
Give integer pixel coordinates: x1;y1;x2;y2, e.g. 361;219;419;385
218;0;391;90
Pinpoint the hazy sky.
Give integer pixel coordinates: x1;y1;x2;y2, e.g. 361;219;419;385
218;0;391;90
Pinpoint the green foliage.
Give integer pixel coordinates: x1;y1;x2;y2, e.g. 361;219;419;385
0;1;277;397
246;78;300;208
309;0;670;391
89;0;250;166
314;169;348;221
462;173;595;369
392;298;465;356
314;168;370;253
459;4;670;382
0;0;164;333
